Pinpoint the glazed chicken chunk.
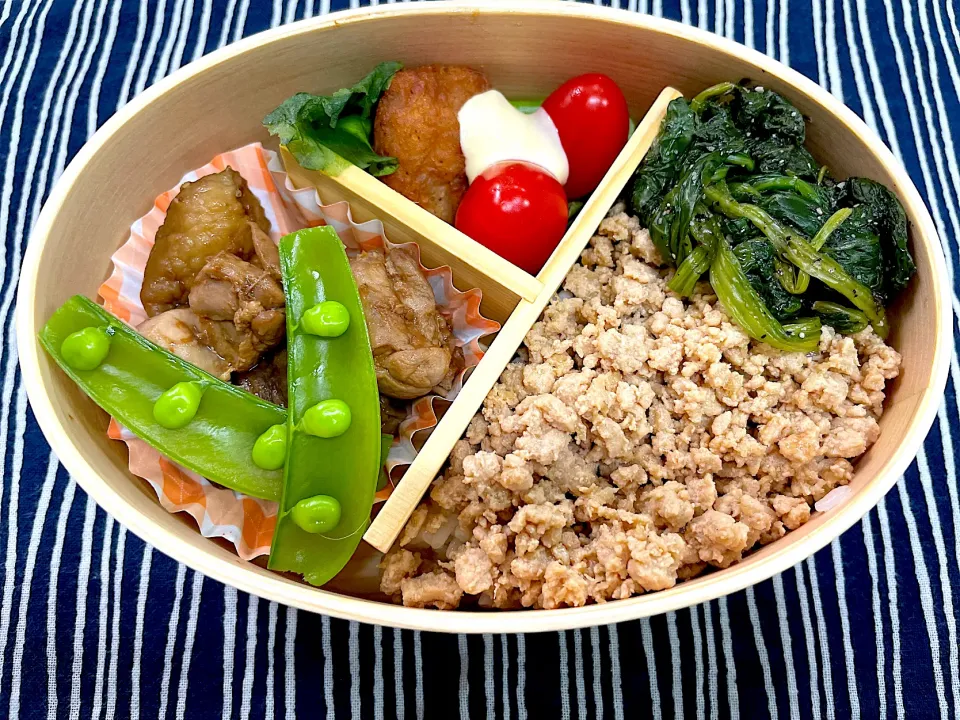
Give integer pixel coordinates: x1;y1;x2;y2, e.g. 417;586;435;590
138;308;232;380
349;247;456;399
373;65;491;223
138;168;286;386
140;168;272;316
188;249;286;372
234;348;288;407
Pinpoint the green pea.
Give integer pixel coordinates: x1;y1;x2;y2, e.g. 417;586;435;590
290;494;342;534
153;381;205;429
61;326;111;371
252;424;288;470
300;399;351;438
300;300;350;337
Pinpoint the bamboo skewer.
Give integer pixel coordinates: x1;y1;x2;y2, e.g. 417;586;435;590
363;87;683;553
281;150;542;325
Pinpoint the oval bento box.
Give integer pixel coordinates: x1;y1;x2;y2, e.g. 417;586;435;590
16;0;951;634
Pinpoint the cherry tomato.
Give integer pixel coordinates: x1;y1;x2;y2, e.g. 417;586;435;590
542;73;630;199
455;161;568;275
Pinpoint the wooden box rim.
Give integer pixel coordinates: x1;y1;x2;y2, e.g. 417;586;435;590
15;0;951;634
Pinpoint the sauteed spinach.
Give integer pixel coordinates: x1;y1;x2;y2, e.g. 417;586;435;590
628;82;916;351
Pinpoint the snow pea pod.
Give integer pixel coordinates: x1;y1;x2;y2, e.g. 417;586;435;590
268;226;381;587
38;295;287;500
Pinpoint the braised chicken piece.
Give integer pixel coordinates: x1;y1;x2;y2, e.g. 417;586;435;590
379;396;407;436
188;251;286;372
139;168;286;381
249;221;282;280
188;250;285;322
141;168;271;316
235;349;288;406
138;308;231;380
349;247;455;399
373;65;491;223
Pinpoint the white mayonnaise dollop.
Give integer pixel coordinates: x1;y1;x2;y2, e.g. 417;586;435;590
458;90;569;185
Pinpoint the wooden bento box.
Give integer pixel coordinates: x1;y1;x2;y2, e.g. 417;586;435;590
17;1;950;634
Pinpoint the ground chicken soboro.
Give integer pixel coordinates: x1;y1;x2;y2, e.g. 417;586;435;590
379;204;902;610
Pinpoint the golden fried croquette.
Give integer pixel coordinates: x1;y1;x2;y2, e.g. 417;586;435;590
373;65;490;224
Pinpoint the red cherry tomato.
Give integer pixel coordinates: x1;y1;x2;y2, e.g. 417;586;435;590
542;73;630;199
454;161;568;275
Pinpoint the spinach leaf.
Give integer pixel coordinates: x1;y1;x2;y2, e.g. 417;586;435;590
812;301;869;334
839;178;916;301
752;179;837;237
746;174;835;207
733;86;806;143
689;85;816;176
670;214;721;296
820;205;885;295
733;238;804;320
691;106;747;157
649;152;723;263
263;62;402;176
659;98;697;162
630;97;694;221
627;81;915;343
757;192;826;236
668;243;714;297
748;139;819;178
711;237;821;352
721;215;756;239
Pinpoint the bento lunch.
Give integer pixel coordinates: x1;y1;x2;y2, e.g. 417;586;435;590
39;63;916;609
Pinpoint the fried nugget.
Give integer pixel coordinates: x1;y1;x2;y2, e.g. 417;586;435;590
140;168;271;316
373;65;490;224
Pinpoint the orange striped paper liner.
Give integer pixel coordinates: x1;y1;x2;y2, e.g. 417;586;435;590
97;143;498;560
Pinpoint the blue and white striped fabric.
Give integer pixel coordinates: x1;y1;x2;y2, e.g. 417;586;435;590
3;0;959;717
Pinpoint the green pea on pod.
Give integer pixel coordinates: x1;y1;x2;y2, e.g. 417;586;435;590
300;300;350;338
153;381;205;430
252;423;288;470
290;494;343;534
60;326;112;371
267;226;381;587
39;295;288;501
300;398;351;438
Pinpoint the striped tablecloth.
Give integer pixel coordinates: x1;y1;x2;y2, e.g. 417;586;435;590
4;0;959;717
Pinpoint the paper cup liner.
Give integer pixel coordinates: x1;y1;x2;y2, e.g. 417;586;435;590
98;143;499;560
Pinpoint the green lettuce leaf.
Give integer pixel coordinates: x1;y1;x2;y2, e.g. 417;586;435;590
263;61;402;176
